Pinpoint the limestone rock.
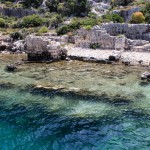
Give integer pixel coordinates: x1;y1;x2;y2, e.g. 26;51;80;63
141;72;150;80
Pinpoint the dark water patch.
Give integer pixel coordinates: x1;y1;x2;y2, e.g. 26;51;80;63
139;81;150;87
0;92;149;149
0;82;15;89
23;86;133;106
122;108;150;120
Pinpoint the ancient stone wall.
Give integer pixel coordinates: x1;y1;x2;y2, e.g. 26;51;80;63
112;7;140;22
75;27;125;50
25;35;67;61
101;23;150;41
74;25;150;51
0;7;37;18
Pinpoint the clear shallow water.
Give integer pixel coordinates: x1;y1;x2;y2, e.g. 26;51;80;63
0;54;150;150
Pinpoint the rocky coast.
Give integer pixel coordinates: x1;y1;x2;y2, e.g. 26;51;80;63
67;47;150;66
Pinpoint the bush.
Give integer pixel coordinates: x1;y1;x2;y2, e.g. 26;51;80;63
10;32;23;40
145;13;150;24
5;1;13;7
83;25;92;30
45;0;90;16
90;43;100;49
23;0;43;8
38;26;49;33
0;18;6;27
103;14;124;23
56;17;101;35
57;25;72;35
22;14;43;27
131;12;145;24
142;2;150;23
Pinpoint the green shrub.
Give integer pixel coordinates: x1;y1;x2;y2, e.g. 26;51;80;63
45;0;90;16
23;0;43;8
103;13;124;23
57;17;101;35
90;43;100;49
145;13;150;24
83;25;92;30
10;32;23;40
38;26;49;33
5;1;13;7
57;25;72;35
22;14;43;27
0;18;6;27
88;12;97;19
142;2;150;23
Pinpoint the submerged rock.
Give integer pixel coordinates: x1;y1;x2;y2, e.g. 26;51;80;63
109;55;118;61
6;64;17;72
141;72;150;80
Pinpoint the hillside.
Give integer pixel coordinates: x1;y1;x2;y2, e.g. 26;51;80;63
0;0;149;38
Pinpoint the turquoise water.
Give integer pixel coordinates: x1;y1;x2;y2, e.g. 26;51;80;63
0;54;150;150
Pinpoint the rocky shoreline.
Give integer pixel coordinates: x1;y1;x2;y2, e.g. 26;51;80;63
67;47;150;67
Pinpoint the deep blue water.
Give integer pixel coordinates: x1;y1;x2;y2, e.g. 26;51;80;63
0;87;150;150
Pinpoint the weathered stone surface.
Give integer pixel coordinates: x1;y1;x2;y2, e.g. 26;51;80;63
0;7;37;18
11;40;25;52
101;23;150;41
25;35;68;61
74;24;150;51
75;28;116;49
88;0;111;15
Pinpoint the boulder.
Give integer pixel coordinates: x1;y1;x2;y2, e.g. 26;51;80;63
141;72;150;80
0;41;9;51
6;64;17;72
109;54;120;61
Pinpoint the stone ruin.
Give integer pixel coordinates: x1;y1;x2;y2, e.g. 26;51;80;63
0;7;37;18
25;35;67;61
74;23;150;52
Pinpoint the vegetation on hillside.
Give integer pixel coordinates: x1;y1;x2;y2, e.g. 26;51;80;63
0;0;149;37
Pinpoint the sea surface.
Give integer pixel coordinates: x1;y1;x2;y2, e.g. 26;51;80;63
0;54;150;150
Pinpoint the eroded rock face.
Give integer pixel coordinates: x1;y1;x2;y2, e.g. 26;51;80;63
88;0;111;16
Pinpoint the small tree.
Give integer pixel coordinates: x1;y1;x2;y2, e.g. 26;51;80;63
0;18;5;27
131;12;145;24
